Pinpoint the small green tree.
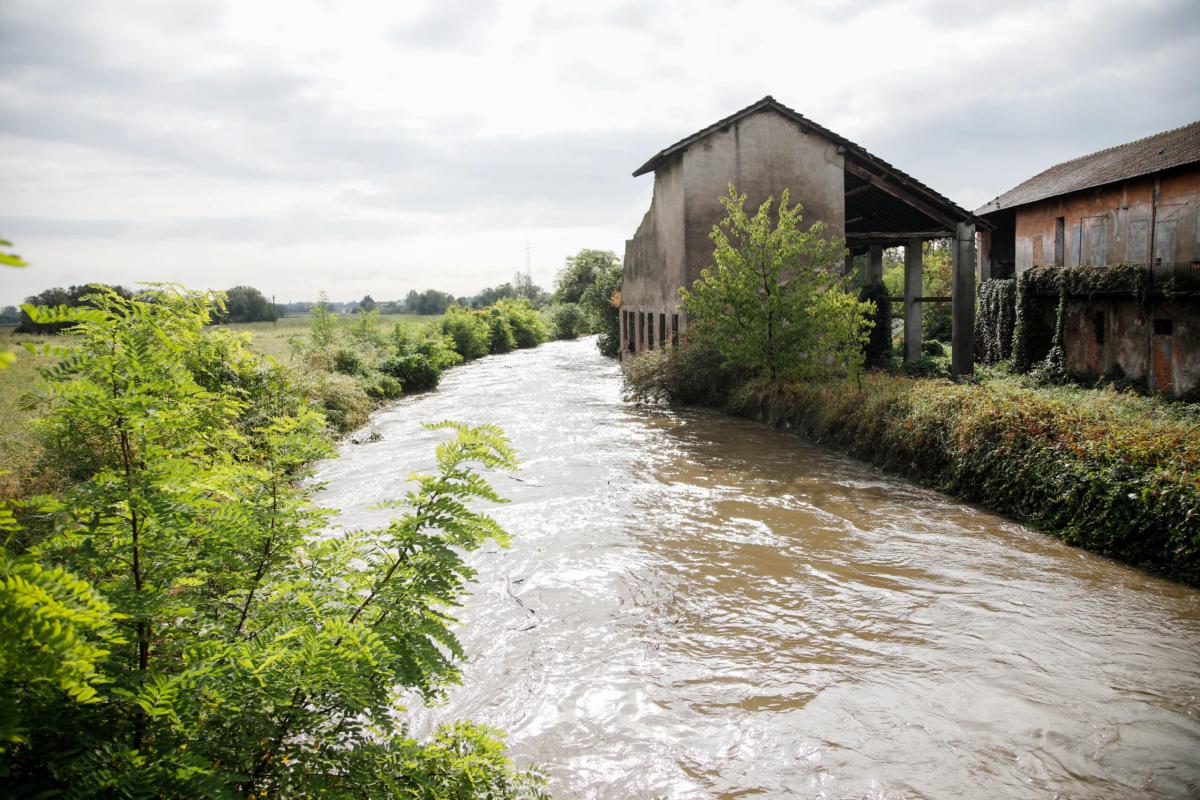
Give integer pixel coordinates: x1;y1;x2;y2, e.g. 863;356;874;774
554;249;619;306
309;290;338;350
679;186;871;382
2;288;545;797
578;258;623;357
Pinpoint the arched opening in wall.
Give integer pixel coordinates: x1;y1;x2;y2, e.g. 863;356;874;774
671;314;679;346
659;313;666;348
638;312;645;351
648;312;655;349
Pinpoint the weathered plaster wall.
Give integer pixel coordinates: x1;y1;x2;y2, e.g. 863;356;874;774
621;157;685;354
1062;297;1200;396
680;109;845;289
621;107;846;357
1013;168;1200;272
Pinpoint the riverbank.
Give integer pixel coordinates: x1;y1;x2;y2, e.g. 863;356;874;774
626;350;1200;586
0;298;559;499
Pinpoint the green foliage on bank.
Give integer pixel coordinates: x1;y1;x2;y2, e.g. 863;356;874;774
626;345;1200;585
1;286;546;797
552;249;623;355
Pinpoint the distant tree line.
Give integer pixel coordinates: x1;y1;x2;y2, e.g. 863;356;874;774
8;257;626;359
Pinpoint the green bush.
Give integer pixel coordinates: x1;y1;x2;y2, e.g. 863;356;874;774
441;306;491;360
332;346;365;375
3;289;545;796
485;308;517;354
311;372;373;433
384;324;464;392
493;298;549;349
547;303;587;340
624;344;748;408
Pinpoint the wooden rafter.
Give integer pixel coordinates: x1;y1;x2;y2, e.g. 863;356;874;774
844;160;962;230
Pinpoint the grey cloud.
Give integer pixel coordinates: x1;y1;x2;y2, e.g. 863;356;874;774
390;0;496;49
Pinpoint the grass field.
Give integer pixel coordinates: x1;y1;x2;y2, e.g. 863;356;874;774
0;312;443;496
220;313;441;362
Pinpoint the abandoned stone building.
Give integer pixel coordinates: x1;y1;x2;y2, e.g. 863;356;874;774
976;120;1200;395
619;96;987;374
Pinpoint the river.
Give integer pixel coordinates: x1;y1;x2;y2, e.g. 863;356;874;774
315;338;1200;799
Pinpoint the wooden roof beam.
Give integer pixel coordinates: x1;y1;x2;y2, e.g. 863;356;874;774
846;230;952;239
844;160;963;231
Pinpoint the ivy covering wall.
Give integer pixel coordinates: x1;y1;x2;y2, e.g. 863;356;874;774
976;278;1015;365
1012;264;1151;374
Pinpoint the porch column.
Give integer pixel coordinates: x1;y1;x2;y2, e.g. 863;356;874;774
867;245;884;284
904;238;923;363
951;222;976;377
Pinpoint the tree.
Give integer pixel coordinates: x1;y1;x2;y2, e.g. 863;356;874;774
578;258;622;357
679;186;871;382
2;287;545;797
554;249;619;305
360;294;377;312
404;289;455;316
14;285;133;333
213;285;279;324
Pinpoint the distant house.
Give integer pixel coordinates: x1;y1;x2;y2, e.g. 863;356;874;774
620;96;985;372
976;121;1200;394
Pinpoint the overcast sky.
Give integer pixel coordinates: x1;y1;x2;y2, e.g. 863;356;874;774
2;0;1198;304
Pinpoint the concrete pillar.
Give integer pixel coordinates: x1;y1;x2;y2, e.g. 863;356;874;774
867;245;884;284
904;238;923;363
951;222;977;377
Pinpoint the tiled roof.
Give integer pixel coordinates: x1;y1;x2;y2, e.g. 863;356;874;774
976;120;1200;216
633;95;983;225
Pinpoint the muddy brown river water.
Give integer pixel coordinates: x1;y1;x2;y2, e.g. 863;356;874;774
315;338;1200;799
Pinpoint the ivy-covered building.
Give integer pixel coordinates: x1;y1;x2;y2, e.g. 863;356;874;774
976;121;1200;395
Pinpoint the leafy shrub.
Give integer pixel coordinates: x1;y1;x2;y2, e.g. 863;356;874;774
3;290;546;796
624;344;748;407
360;371;404;400
332;346;365;375
312;372;373;432
441;306;491;360
382;324;464;392
547;303;587;340
493;298;549;349
485;308;517;354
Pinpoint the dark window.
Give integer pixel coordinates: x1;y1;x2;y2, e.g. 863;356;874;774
659;313;666;347
637;312;644;349
647;311;655;349
671;314;679;346
1093;311;1105;345
1054;217;1065;266
1153;318;1173;336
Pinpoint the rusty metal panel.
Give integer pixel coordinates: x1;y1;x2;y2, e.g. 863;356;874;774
1129;220;1149;264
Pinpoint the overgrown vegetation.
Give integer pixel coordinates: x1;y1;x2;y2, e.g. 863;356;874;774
976;278;1015;365
1;287;546;797
551;249;623;354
